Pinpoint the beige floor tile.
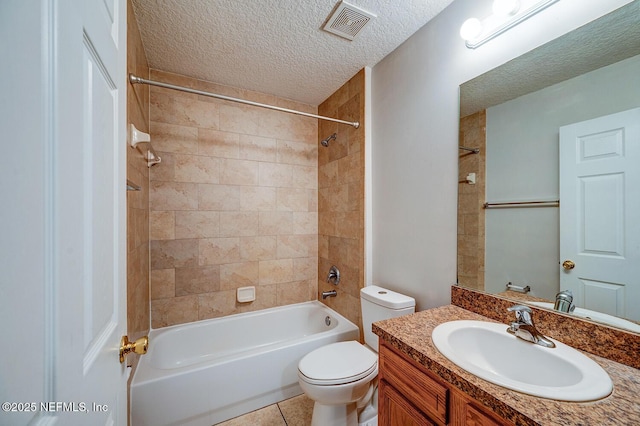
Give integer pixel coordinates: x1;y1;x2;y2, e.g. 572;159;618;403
215;404;285;426
278;394;314;426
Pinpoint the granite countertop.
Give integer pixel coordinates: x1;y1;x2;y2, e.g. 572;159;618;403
373;305;640;426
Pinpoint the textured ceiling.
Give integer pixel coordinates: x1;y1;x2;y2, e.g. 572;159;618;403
460;1;640;117
131;0;456;105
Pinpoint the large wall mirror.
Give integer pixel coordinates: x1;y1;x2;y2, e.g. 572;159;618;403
458;0;640;333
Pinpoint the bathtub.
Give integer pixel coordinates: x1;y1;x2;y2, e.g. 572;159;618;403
130;301;359;426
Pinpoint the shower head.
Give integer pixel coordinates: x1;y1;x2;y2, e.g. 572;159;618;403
321;133;337;147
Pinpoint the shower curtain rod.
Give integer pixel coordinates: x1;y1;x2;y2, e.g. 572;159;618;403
129;74;360;129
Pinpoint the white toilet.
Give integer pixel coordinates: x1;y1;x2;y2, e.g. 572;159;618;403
298;285;416;426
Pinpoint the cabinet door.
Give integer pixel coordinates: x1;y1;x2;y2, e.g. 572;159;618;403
379;379;437;426
464;404;503;426
451;388;512;426
379;344;449;424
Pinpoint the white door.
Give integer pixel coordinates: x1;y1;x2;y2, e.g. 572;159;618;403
0;0;127;425
559;108;640;322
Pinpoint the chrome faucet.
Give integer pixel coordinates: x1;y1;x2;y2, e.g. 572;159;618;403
554;290;576;313
506;305;556;348
322;290;337;299
326;265;340;285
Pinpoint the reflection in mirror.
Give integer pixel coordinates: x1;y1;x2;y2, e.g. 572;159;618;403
457;1;640;333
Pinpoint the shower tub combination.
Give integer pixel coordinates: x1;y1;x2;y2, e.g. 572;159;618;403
131;301;359;426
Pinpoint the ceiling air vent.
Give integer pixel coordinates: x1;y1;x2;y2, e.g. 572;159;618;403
323;1;376;41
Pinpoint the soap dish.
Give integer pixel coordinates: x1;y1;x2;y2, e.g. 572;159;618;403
237;286;256;303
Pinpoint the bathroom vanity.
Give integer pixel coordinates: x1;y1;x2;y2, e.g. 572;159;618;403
373;304;640;426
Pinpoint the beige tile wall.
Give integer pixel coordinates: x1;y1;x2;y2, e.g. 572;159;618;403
126;4;151;418
317;70;366;340
457;110;486;291
149;70;319;328
126;0;150;341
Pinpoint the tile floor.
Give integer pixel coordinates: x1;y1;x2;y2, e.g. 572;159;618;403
216;394;314;426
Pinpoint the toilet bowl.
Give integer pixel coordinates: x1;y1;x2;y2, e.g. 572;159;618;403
298;286;415;426
298;341;378;425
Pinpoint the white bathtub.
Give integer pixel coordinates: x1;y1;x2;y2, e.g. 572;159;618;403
131;301;359;426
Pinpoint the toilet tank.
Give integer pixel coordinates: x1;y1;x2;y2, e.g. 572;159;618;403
360;285;415;351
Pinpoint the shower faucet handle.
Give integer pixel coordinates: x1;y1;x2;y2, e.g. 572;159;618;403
327;265;340;285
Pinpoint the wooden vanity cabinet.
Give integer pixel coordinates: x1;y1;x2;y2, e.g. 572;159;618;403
378;342;514;426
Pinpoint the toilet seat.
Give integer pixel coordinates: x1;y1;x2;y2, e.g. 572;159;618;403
298;341;377;386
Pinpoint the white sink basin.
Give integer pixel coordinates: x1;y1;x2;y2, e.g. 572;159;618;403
431;320;612;401
527;301;640;333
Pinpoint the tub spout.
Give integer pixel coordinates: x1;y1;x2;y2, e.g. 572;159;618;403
322;290;337;299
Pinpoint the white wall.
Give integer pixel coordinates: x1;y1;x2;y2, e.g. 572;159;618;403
485;55;640;300
370;0;633;311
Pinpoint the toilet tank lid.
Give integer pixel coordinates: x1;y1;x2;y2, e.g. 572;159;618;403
361;285;416;309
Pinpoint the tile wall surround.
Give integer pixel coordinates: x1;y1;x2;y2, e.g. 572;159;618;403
457;111;485;291
126;0;150;345
451;285;640;369
148;69;320;328
317;70;366;340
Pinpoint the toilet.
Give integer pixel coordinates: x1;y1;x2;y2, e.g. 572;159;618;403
298;285;416;426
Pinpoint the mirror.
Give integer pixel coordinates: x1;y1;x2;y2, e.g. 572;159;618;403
457;1;640;333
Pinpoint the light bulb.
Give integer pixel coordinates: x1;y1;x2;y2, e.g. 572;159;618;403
459;18;483;41
492;0;520;16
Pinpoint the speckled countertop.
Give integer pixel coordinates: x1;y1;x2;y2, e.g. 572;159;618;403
373;305;640;426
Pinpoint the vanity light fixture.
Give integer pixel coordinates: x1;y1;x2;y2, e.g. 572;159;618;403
460;0;559;49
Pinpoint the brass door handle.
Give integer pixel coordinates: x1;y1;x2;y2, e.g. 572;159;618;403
119;335;148;363
562;260;576;270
